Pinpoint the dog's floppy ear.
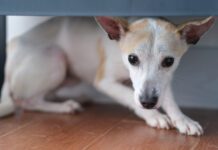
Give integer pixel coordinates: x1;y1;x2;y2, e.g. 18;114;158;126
177;16;215;45
95;17;128;41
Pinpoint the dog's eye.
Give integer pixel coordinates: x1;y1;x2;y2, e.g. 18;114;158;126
128;54;139;66
161;57;174;68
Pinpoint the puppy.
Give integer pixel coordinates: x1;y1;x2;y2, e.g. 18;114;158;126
0;16;215;136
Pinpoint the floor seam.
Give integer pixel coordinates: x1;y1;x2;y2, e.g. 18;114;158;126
0;120;35;138
81;114;128;150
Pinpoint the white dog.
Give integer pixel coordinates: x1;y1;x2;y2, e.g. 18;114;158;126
0;16;215;136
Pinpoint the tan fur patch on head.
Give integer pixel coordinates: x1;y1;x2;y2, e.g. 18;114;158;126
156;19;177;32
129;18;177;33
119;20;149;54
94;38;106;84
129;19;149;32
119;31;152;53
119;18;187;56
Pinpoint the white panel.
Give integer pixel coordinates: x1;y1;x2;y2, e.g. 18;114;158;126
6;16;52;42
173;47;218;108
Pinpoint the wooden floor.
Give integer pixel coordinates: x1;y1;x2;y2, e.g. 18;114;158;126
0;104;217;150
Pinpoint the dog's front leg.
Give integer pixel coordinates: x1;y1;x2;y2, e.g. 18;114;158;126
95;79;171;129
162;86;203;136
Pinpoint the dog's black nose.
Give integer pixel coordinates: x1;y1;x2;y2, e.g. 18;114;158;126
139;89;158;109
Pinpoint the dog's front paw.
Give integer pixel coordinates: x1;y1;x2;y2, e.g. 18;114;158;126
172;115;203;136
57;100;83;114
146;113;172;130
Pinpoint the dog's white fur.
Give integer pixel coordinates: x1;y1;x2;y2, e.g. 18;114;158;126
0;17;215;136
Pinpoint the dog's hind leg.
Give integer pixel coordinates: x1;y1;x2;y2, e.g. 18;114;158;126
8;45;82;114
0;81;15;117
21;95;82;114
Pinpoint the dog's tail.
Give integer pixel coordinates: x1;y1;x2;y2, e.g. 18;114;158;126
0;101;14;117
0;82;15;117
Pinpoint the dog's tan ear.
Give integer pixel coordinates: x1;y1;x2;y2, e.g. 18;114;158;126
177;16;216;45
95;17;128;41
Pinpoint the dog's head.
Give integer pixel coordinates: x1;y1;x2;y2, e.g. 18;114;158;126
96;16;215;109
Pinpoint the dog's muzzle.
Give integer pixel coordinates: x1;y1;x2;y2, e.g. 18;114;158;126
139;88;158;109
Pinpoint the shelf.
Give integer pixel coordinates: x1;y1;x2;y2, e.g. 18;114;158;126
0;0;218;16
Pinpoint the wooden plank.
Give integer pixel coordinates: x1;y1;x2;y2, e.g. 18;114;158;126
0;104;130;150
0;105;217;150
87;108;218;150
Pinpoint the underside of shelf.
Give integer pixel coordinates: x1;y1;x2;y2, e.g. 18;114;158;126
0;0;218;16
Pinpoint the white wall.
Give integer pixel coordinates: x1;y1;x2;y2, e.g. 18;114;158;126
6;16;218;108
7;16;52;42
167;17;218;108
